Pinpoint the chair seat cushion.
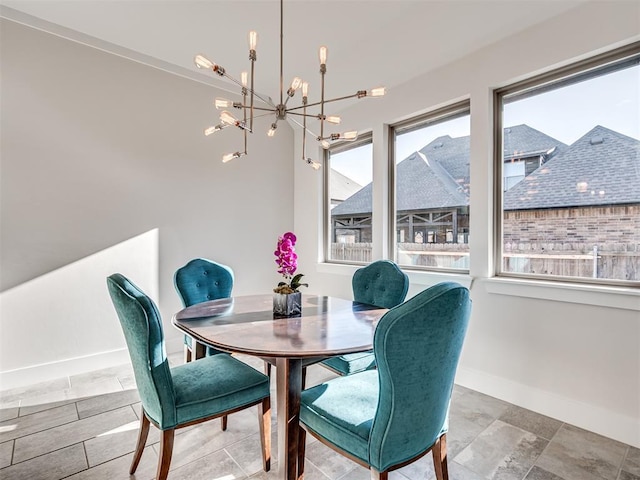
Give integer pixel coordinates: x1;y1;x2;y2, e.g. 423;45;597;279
321;350;376;376
172;354;269;426
300;370;379;464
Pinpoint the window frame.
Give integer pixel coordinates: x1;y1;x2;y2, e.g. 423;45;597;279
323;132;374;265
493;42;640;287
389;101;471;273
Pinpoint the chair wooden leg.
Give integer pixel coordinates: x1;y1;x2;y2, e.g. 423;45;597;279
301;366;307;389
221;415;228;431
264;361;271;377
258;396;272;472
432;433;449;480
370;469;388;479
297;426;306;479
184;343;192;363
129;409;150;474
156;429;175;480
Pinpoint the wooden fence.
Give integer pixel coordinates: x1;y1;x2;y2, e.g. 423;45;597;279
503;243;640;280
331;242;639;280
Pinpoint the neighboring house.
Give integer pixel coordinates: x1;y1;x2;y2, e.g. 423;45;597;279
330;169;362;208
331;123;639;278
331;124;565;244
502;125;640;279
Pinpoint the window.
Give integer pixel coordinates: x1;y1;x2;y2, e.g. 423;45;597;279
325;135;373;263
391;103;471;271
495;44;640;284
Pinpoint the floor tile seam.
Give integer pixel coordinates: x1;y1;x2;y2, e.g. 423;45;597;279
17;399;74;418
450;416;499;464
305;457;333;479
77;400;141;421
525;421;557;476
223;428;262;449
336;465;362;480
520;460;539;480
617;445;631;478
6;440;87;468
11;406;138;464
1;411;81;444
223;446;253;478
528;424;558;474
10;439;15;468
17;386;133;418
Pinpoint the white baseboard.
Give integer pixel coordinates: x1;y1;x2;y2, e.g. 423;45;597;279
0;348;131;391
455;366;640;448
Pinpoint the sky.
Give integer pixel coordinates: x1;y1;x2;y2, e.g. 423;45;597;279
331;64;639;187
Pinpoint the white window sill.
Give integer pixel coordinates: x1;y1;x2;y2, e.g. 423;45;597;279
317;263;639;311
316;262;473;289
484;277;640;311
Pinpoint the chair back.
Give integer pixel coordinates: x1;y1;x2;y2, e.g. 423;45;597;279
174;258;234;307
107;273;177;429
368;282;471;472
352;260;409;309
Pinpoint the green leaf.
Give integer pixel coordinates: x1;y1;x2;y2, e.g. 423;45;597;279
289;273;308;291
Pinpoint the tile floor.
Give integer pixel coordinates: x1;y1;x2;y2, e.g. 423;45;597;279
0;353;637;480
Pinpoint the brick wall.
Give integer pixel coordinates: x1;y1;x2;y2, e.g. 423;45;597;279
504;205;639;246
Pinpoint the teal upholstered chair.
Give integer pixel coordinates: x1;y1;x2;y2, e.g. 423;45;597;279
174;258;234;362
299;282;471;480
107;273;271;480
320;260;409;376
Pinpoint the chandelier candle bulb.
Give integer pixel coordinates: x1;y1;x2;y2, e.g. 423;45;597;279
194;54;215;70
241;71;248;88
342;131;358;140
220;110;238;126
369;87;386;97
319;46;327;66
326;115;341;124
214;97;232;109
287;77;302;97
204;125;223;136
248;31;258;51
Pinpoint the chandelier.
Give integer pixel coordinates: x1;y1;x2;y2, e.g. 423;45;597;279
194;0;385;169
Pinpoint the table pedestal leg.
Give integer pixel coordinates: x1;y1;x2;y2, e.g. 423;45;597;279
276;357;303;480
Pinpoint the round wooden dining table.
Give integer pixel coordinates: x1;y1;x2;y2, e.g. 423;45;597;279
172;294;388;480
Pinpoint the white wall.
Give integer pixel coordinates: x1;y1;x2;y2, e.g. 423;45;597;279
0;19;295;389
294;2;640;447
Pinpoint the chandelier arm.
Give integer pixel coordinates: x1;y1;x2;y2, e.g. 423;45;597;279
279;0;284;106
302;100;307;160
252;111;280;120
243;88;276;108
287;92;362;112
285;111;318;118
289;116;319;139
249;54;255;131
239;106;278;113
243;85;248;132
221;71;275;108
320;66;325;140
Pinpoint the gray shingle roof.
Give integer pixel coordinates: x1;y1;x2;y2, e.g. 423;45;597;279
332;125;639;216
503;124;568;159
503;125;640;210
331;151;468;216
419;135;470;193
